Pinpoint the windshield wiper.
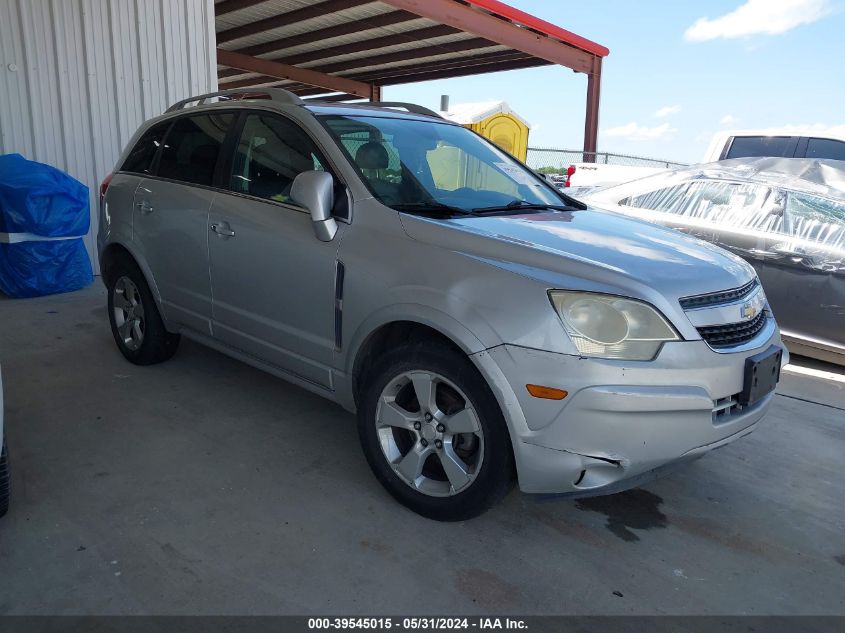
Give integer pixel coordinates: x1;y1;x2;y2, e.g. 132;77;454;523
471;198;586;215
392;201;471;217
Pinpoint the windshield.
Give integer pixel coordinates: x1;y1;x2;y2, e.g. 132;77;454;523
320;114;566;214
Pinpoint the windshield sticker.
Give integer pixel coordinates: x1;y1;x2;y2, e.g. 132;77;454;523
495;162;537;186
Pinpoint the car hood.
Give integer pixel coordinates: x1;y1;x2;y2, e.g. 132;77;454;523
399;208;755;301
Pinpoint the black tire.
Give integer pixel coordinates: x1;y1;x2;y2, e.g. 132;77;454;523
0;440;9;518
106;256;180;365
357;343;514;521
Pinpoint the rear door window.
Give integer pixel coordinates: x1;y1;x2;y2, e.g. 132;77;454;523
121;121;171;175
157;113;234;187
804;138;845;161
228;113;327;204
724;136;795;159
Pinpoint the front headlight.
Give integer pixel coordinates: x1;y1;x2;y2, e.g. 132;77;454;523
549;291;680;361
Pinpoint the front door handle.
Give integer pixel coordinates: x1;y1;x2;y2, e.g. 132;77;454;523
210;223;236;238
135;200;154;215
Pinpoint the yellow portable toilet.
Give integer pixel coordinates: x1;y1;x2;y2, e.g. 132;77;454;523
440;101;531;162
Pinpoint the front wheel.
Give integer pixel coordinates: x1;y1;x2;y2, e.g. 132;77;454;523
357;344;514;521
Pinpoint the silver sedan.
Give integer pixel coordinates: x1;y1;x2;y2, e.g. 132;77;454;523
587;157;845;365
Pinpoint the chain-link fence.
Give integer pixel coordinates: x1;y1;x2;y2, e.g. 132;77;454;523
526;148;687;173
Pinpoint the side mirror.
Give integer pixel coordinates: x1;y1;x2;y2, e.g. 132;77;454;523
290;171;338;242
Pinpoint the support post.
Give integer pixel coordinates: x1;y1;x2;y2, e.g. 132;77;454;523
583;58;601;162
370;84;382;102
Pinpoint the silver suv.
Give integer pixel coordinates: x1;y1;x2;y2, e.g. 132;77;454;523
98;89;786;520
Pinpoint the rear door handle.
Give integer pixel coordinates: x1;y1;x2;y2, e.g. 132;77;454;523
135;200;154;214
210;223;235;237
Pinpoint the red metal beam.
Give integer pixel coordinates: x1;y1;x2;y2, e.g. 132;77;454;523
463;0;609;57
218;77;375;102
314;38;497;74
218;53;531;88
219;82;342;97
219;74;293;90
349;51;536;82
216;49;374;98
225;52;539;89
252;52;540;90
217;0;372;44
375;58;547;85
379;0;597;73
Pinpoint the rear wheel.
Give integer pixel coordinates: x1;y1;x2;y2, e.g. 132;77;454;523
358;344;513;521
0;440;9;518
106;257;179;365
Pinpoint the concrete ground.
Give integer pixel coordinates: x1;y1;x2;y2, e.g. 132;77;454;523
0;284;843;615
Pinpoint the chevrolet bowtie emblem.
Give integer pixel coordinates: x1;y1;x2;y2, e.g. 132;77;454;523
741;302;757;320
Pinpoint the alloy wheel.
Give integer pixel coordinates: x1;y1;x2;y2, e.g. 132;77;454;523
112;276;145;351
376;370;484;497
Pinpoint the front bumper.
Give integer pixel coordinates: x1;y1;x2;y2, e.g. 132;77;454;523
471;320;786;495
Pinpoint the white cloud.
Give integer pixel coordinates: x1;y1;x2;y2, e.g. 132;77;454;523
684;0;831;42
720;114;738;125
654;105;682;118
602;122;677;142
751;123;845;136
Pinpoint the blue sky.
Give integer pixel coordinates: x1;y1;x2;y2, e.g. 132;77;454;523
384;0;845;163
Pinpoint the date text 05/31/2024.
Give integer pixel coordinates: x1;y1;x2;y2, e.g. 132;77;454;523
307;618;528;630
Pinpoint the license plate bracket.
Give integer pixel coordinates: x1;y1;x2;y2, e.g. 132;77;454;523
739;345;783;406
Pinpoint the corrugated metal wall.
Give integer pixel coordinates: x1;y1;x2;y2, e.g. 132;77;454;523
0;0;218;271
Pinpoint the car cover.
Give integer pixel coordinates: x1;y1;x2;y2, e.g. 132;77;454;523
0;153;93;298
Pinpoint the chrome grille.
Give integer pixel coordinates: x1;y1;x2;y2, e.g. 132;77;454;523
697;311;767;348
679;278;759;310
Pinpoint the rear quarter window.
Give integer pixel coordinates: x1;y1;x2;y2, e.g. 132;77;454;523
121;121;171;175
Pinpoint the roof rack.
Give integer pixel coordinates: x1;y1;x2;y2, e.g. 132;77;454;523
369;102;444;119
165;88;304;113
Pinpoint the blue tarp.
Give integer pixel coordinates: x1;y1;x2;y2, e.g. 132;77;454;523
0;153;93;298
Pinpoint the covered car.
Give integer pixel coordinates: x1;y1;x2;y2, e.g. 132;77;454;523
585;157;845;364
0;153;93;298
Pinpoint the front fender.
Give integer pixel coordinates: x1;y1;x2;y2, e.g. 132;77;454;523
343;302;491;378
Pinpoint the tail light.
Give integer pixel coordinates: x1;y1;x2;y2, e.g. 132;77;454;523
100;173;114;201
564;165;576;188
